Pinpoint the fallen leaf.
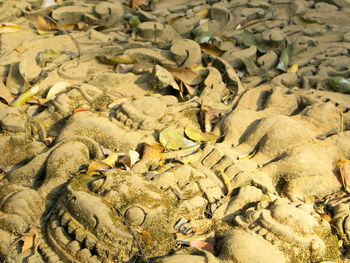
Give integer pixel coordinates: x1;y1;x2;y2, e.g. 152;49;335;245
73;108;88;114
339;163;350;193
189;240;214;253
165;67;203;85
184;126;218;142
178;150;202;165
6;62;25;95
0;23;20;34
86;160;111;175
36;16;54;31
276;44;293;72
102;152;120;167
141;142;165;164
237;148;257;160
199;104;221;133
36;29;55;35
11;84;40;107
97;55;137;65
320;214;332;223
43;136;56;146
327;76;350;94
198;8;209;19
287;64;298;73
129;15;141;27
240;30;271;53
0;82;14;104
116;150;140;170
140;231;152;245
159;129;196;150
46;82;71;99
194;31;211;44
15;46;22;53
36;49;61;68
200;43;224;56
13;227;39;255
167;15;183;25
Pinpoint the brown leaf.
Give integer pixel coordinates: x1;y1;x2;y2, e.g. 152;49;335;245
200;43;224;57
167;15;183;25
13;227;39;255
116;150;140;170
0;82;14;104
165;67;203;86
141;143;165;164
320;214;332;223
340;164;349;192
36;16;54;31
189;240;214;253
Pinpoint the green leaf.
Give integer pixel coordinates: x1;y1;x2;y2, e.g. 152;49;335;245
129;15;141;27
159;129;196;150
276;44;293;72
184;126;218;142
36;49;60;67
327;77;350;94
240;30;271;53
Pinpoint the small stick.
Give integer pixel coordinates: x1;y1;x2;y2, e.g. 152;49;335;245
44;15;81;67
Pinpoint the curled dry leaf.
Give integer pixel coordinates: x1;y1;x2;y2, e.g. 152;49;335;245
184;126;218;142
200;43;224;57
102;152;120;167
0;23;20;34
337;160;350;193
46;82;71;99
13;227;39;255
199;104;221;133
43;136;56;146
116;150;140;170
6;62;25;95
0;82;14;105
159;129;196;150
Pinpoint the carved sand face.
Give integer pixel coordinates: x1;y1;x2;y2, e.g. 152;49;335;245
45;170;179;262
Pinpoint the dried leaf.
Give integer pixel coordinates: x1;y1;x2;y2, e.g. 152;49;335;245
287;64;298;73
86;160;111;175
165;67;203;85
184;126;218;142
178;150;202;165
11;84;40;107
240;30;271;53
189;240;214;253
200;43;224;56
0;23;20;34
36;16;54;31
15;46;22;53
36;49;61;68
140;231;152;245
73;108;88;114
339;164;350;193
194;31;211;44
97;55;137;65
198;8;209;19
320;214;332;223
46;82;71;99
142;143;165;163
327;76;350;94
116;150;140;169
167;15;183;25
159;130;196;150
6;62;25;95
36;29;54;35
200;104;220;133
0;82;14;104
43;136;56;146
102;152;120;167
13;227;39;255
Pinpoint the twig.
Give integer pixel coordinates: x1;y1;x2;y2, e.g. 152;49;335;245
113;206;149;263
44;15;81;67
236;18;273;31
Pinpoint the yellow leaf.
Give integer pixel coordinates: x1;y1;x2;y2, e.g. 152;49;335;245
184;126;218;142
159;129;196;150
198;9;209;19
141;143;165;164
86;160;111;175
97;55;137;65
102;152;120;167
287;64;298;73
219;169;232;196
0;23;20;34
